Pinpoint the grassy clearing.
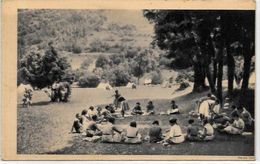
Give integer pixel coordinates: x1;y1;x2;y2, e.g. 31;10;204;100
17;86;254;155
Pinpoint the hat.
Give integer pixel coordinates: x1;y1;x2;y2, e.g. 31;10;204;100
118;96;126;102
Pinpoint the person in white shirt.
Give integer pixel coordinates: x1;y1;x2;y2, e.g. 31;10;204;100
223;113;245;135
87;106;97;120
124;121;142;144
202;119;214;141
237;106;254;131
163;117;184;146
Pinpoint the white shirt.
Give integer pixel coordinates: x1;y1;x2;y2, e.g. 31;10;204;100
204;123;214;136
169;124;183;137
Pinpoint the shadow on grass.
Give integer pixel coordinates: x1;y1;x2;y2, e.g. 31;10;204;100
32;101;51;106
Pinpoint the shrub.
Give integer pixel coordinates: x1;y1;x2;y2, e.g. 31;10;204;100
151;71;163;85
159;56;172;68
78;73;100;88
72;44;82;54
102;66;131;87
89;39;110;52
95;55;110;68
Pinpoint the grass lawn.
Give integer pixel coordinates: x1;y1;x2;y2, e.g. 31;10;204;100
17;85;254;155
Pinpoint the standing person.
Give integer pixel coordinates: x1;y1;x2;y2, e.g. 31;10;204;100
131;102;144;115
148;120;163;143
70;113;83;133
101;117;123;143
146;101;155;115
162;117;185;146
167;100;180;115
113;90;121;110
118;97;130;118
124;121;142;144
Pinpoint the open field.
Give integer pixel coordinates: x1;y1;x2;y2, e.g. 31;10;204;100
17;85;254;155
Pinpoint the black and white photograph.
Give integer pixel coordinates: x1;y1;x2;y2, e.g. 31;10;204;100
16;9;255;157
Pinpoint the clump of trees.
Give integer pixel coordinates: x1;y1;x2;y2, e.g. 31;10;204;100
18;43;72;89
144;10;255;103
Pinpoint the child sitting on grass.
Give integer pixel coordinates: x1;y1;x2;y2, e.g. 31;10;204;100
71;113;83;133
185;119;201;141
124;121;142;144
167;100;180;115
146;101;155;115
148;120;163;143
131;102;144;115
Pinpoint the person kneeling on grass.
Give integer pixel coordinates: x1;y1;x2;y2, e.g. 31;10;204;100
148;120;163;143
185;119;201;141
86;115;102;137
131;102;144;115
201;119;214;141
124;121;142;144
162;118;185;146
101;117;123;143
71;113;83;133
222;113;245;135
167;100;180;115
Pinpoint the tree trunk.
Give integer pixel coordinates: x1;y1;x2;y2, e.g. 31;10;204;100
213;60;218;86
226;46;235;95
217;58;223;104
241;55;252;93
193;62;206;92
206;65;216;93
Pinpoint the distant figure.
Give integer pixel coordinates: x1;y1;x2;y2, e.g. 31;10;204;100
223;113;245;135
124;121;142;144
118;97;130;117
148;120;163;143
162;118;185;146
71;113;83;133
146;101;155;115
113;90;121;110
201;119;214;141
101;117;123;143
167;100;180;115
186;119;201;141
22;88;33;108
223;97;230;110
86;115;102;137
131;102;144;115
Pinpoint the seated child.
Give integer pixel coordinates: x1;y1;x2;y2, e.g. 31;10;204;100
131;102;144;115
162;117;185;146
223;113;245;135
211;100;221;116
101;117;123;143
87;106;97;120
105;104;115;114
86;115;102;137
71;113;83;133
202;119;214;141
124;121;142;144
148;120;163;143
146;101;155;115
186;119;201;141
167;100;180;115
80;109;89;129
237;106;254;131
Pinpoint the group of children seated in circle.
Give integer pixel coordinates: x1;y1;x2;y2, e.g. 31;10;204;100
71;92;254;145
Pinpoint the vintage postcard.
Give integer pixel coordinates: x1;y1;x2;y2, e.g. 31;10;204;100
1;0;256;160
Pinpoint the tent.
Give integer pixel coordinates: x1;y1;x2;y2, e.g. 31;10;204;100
144;78;152;85
97;82;113;90
17;84;33;93
126;82;136;88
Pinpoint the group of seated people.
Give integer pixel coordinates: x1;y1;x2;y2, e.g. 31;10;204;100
194;93;254;135
70;92;254;145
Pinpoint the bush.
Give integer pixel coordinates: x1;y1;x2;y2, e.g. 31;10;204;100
178;81;190;91
89;39;110;52
102;66;131;87
95;55;110;68
159;56;172;68
151;71;163;85
72;44;82;54
78;73;100;88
